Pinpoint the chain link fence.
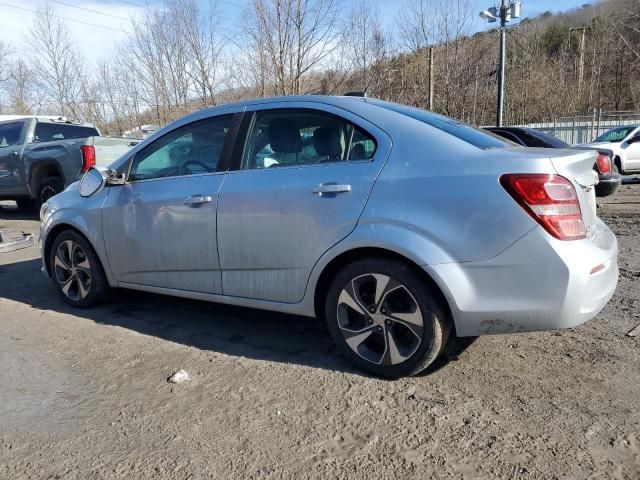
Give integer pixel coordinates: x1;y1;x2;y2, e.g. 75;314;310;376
516;110;640;145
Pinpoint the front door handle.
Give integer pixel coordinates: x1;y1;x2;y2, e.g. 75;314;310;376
312;184;352;196
183;194;212;206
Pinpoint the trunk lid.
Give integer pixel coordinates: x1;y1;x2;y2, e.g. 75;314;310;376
548;149;598;239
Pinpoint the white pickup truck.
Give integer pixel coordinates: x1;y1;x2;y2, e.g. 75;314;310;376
0;116;139;208
578;125;640;174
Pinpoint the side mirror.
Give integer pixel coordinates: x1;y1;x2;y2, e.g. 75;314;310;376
79;167;108;197
628;135;640;144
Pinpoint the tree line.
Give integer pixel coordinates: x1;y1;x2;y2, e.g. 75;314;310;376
0;0;638;135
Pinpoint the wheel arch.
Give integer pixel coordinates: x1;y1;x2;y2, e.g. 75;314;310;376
313;246;453;330
29;161;64;197
43;223;107;280
613;155;622;174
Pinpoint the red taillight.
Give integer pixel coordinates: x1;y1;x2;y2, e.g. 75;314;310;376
80;145;96;172
500;174;586;241
595;154;611;175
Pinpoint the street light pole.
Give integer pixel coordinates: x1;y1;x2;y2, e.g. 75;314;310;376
479;1;520;127
496;0;506;127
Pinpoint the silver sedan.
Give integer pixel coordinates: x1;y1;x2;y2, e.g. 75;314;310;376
39;96;619;378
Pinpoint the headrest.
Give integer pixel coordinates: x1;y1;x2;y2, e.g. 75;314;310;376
313;127;342;157
350;143;366;159
267;118;302;154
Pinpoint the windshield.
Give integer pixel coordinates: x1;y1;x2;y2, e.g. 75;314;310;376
368;99;510;149
594;126;637;143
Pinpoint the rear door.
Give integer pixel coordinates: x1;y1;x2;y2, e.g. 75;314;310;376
217;102;391;303
0;121;26;194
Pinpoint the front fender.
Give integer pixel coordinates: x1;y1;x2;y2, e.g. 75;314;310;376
40;185;114;285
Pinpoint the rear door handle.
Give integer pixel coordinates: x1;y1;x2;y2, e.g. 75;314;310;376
312;184;352;195
183;194;212;206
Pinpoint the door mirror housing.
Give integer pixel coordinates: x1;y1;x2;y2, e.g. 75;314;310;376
79;166;123;197
627;135;640;144
79;167;108;197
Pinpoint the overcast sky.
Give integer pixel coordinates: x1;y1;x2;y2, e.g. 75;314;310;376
0;0;594;63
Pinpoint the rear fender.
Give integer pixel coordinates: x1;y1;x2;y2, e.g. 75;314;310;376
302;221;459;315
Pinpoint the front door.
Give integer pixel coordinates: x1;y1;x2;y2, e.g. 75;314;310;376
0;122;25;195
102;113;237;294
624;128;640;171
217;104;391;303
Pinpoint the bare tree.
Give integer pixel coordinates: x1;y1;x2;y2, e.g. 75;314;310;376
238;0;341;96
345;0;387;95
0;40;13;112
8;60;34;115
25;3;84;116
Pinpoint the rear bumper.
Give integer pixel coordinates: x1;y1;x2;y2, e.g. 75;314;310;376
595;173;621;197
429;219;618;336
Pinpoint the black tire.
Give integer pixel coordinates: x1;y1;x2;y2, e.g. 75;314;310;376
325;258;450;378
37;176;64;206
16;199;37;210
49;230;110;308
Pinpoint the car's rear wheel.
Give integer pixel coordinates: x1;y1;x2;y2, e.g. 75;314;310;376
325;258;449;378
49;230;109;308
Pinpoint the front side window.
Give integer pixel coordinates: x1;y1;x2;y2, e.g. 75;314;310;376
242;109;376;169
129;115;232;181
0;123;23;147
33;122;99;142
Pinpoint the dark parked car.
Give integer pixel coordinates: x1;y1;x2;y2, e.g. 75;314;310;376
484;126;621;197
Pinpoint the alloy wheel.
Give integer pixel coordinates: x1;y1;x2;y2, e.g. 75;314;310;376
54;240;92;301
336;273;424;366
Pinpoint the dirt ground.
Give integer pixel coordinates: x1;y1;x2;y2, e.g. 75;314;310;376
1;181;639;480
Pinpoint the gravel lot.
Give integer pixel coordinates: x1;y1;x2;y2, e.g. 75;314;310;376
1;182;639;480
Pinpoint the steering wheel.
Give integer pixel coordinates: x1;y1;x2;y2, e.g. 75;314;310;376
181;160;212;174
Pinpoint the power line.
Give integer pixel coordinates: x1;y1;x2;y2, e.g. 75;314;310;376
48;0;131;22
0;2;131;33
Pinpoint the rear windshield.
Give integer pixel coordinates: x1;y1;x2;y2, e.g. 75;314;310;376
523;129;570;148
368;99;510;149
34;122;99;142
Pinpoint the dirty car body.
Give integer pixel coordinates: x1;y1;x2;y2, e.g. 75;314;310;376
39;96;619;377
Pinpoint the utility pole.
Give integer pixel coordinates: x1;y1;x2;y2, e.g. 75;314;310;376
497;0;506;127
479;1;520;127
428;46;434;110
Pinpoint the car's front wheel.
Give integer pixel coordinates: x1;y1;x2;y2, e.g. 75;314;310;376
325;258;449;378
49;230;109;308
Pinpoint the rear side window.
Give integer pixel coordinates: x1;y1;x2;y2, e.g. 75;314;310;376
0;122;23;147
369;100;509;149
242;109;377;169
33;122;99;142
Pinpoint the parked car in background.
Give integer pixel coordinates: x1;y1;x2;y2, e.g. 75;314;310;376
485;126;621;197
40;96;618;378
0;116;139;208
577;125;640;174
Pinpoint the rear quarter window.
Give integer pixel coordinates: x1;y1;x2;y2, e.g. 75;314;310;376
34;122;99;142
369;100;510;149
